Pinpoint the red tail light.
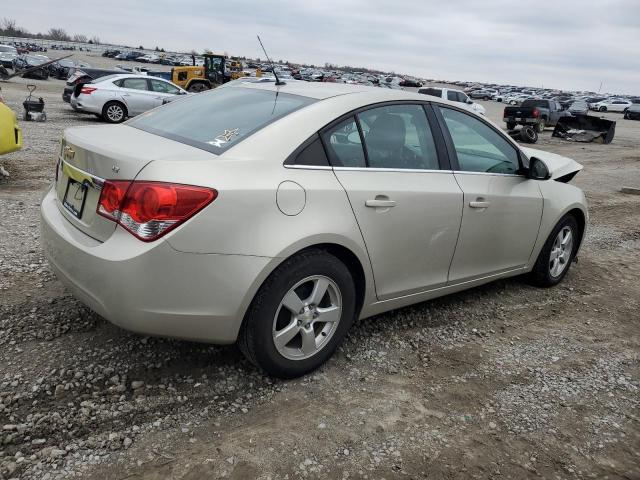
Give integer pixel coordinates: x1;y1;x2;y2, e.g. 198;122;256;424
532;108;540;118
97;181;217;241
80;86;97;95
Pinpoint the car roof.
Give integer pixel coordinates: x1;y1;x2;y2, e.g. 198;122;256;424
97;73;168;81
225;78;445;103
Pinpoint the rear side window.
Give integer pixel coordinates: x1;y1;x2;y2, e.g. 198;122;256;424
358;104;439;170
320;117;366;168
129;87;315;154
122;78;148;90
291;136;329;166
419;88;442;98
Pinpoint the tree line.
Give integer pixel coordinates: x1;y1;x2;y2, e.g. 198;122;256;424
0;18;101;44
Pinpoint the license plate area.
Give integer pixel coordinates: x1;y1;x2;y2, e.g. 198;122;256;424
62;178;88;219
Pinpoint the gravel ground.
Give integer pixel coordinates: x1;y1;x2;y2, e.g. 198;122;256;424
0;51;639;479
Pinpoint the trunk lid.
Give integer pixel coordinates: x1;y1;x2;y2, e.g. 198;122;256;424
55;124;215;242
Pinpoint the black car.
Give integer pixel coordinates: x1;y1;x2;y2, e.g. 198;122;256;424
62;67;123;102
624;104;640;120
12;54;51;79
49;59;91;80
399;78;423;87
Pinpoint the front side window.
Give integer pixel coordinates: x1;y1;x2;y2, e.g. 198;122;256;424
447;91;458;102
150;79;180;94
129;87;315;154
439;107;520;174
320;117;366;168
122;78;148;91
358;104;439;170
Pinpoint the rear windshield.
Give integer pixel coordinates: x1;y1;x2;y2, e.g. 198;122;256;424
521;100;549;108
128;87;316;154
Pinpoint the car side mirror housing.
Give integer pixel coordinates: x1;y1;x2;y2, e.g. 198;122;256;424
466;99;473;104
528;156;550;180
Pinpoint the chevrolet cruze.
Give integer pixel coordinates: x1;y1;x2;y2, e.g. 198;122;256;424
41;80;587;378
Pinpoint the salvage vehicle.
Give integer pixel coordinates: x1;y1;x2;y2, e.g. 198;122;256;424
418;86;486;115
41;81;587;378
0;44;18;68
624;104;640;120
590;99;632;113
49;59;91;80
70;73;187;122
148;54;244;92
468;89;497;100
62;67;125;102
503;99;568;132
0;92;23;154
12;54;51;79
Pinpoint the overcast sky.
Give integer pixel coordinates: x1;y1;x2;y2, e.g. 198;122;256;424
5;0;640;93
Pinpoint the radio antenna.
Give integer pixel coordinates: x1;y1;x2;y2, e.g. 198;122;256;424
257;35;285;86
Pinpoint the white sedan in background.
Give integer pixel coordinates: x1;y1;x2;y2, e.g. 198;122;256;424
70;74;188;123
590;99;632;113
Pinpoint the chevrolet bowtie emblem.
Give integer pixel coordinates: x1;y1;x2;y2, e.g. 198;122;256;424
63;146;75;160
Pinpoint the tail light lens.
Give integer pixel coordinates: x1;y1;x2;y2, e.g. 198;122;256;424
97;181;217;241
80;86;97;95
532;108;540;118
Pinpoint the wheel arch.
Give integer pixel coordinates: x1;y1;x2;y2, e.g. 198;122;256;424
234;238;373;343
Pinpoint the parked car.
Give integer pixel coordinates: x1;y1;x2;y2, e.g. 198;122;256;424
624;104;640;120
42;82;587;378
567;100;589;115
503;99;569;132
399;78;423;87
102;49;121;58
418;86;486;115
62;67;125;102
137;54;160;63
70;73;187;122
49;59;91;80
590;99;632;113
0;44;18;68
12;54;51;79
468;89;497;100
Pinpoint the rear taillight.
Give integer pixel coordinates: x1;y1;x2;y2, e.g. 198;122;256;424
532;108;540;118
97;181;217;241
80;86;97;95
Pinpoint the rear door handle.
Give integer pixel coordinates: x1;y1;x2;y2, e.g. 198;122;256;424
469;200;490;209
365;199;396;208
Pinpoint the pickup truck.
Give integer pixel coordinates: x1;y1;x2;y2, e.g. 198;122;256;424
503;99;568;132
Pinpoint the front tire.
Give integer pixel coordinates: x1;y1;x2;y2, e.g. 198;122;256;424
239;249;356;378
528;215;579;287
537;120;545;133
102;101;127;123
599;106;607;112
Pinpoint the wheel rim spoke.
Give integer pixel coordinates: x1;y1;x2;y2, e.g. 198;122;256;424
315;305;340;324
281;290;304;314
300;327;317;355
274;321;300;349
307;277;329;306
549;227;573;277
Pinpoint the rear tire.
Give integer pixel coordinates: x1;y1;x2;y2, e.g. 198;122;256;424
187;82;209;93
519;126;538;143
239;249;356;378
102;101;127;123
599;106;607;112
537;120;545;133
528;215;579;287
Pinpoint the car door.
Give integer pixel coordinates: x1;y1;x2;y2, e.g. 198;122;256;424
435;105;543;283
117;78;156;115
324;103;463;300
148;78;183;108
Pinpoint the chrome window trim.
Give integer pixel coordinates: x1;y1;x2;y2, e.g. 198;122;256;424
284;164;454;174
284;164;333;171
452;170;524;178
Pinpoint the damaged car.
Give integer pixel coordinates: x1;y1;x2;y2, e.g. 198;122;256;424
41;82;587;378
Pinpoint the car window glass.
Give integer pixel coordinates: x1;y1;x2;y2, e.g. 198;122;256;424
293;136;329;166
122;78;148;91
447;91;457;102
439;107;519;174
357;104;439;170
320;117;366;168
458;92;469;103
150;79;180;94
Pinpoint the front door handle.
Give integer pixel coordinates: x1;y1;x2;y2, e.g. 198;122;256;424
469;200;490;209
365;199;396;208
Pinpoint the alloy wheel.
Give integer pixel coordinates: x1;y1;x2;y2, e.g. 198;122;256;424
106;105;124;122
272;275;342;360
549;226;573;277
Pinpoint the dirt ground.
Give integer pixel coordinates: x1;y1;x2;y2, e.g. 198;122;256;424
0;51;639;480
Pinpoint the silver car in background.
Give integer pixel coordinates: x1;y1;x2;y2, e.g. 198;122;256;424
70;73;188;123
42;80;587;378
0;44;18;68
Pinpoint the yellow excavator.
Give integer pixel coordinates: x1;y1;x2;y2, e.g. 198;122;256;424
150;54;248;92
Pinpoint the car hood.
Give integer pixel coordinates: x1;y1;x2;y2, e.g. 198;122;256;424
520;147;583;180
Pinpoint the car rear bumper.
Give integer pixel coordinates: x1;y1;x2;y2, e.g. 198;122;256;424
40;186;271;344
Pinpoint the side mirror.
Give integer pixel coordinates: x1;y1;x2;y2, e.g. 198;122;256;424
528;156;550;180
466;99;473;104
